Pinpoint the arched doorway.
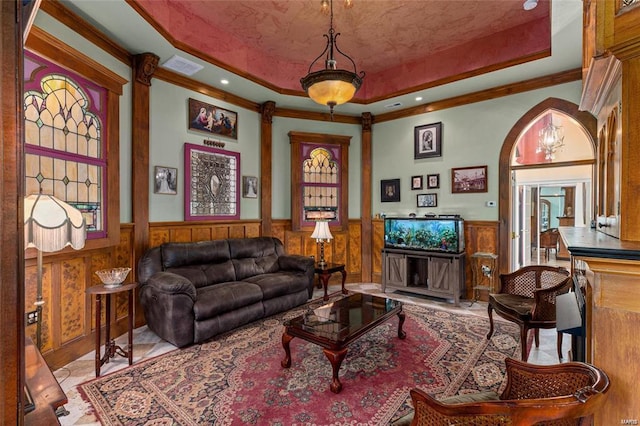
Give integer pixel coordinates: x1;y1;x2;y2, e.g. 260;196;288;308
498;98;597;273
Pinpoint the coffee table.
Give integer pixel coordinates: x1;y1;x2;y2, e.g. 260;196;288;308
281;293;405;393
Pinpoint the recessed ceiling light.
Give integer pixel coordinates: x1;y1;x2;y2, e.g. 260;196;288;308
160;54;203;76
523;0;537;10
415;97;423;102
220;79;229;85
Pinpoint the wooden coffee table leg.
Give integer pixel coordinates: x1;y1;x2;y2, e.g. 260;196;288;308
281;331;294;368
340;268;348;295
323;348;348;393
397;311;406;339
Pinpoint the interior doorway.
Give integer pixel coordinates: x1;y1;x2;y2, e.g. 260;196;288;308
512;179;591;270
498;98;597;274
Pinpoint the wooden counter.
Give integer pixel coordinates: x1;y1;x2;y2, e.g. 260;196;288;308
24;336;66;425
560;227;640;425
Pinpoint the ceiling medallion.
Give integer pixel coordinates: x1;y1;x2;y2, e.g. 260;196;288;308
300;0;365;119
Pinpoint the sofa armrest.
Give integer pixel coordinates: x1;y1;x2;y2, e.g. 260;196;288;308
278;254;314;273
143;272;197;301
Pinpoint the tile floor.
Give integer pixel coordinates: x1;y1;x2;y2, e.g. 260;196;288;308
54;282;571;425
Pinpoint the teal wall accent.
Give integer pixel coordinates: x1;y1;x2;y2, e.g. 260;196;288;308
35;11;134;222
148;81;261;221
372;81;583;221
35;11;583;225
271;118;362;219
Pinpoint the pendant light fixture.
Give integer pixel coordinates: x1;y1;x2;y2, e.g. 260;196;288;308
537;115;565;161
300;0;365;118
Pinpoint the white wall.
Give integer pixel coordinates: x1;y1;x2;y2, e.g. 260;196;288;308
372;81;583;220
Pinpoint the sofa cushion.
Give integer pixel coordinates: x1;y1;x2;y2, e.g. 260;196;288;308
193;281;263;320
244;272;309;299
161;240;231;269
166;261;236;289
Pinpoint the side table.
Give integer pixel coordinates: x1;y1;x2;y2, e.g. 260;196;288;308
85;282;138;377
469;252;498;305
315;262;347;301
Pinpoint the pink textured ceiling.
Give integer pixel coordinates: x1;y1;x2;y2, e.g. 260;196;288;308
134;0;551;102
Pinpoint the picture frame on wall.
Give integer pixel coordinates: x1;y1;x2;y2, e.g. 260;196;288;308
417;193;438;207
381;179;401;202
242;176;258;198
188;98;238;139
184;143;240;220
451;165;488;193
154;166;178;195
411;175;423;190
414;122;442;159
426;173;440;189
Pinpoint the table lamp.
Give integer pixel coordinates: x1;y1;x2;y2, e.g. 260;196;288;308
24;192;86;349
311;220;333;267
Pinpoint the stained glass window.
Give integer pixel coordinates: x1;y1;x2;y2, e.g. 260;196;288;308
24;52;107;237
303;147;339;209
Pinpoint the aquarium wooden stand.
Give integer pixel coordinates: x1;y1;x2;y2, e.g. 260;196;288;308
381;248;466;306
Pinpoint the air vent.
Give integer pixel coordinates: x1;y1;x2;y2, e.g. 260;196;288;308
161;55;204;76
385;102;403;109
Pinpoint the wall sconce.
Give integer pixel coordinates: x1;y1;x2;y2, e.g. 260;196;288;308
311;220;333;267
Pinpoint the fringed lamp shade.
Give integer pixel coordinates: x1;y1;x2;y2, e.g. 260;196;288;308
24;193;86;251
24;192;86;348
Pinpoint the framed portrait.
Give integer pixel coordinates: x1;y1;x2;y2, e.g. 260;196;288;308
411;175;423;190
414;122;442;159
381;179;401;202
188;98;238;139
427;173;440;189
184;143;240;220
417;193;438;207
451;165;488;193
242;176;258;198
154;166;178;195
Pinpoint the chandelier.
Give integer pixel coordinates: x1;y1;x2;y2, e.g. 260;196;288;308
536;117;565;161
300;0;365;118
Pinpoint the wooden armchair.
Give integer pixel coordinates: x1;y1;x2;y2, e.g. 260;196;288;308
539;228;560;260
396;358;609;426
487;265;571;361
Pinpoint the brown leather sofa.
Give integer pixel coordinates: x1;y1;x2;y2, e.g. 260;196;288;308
138;237;315;347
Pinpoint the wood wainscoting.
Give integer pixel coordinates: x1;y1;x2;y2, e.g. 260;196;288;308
29;218;498;369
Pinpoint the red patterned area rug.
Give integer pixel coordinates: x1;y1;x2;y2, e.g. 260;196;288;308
78;296;521;425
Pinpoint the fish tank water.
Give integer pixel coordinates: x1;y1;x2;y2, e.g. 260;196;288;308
384;216;465;253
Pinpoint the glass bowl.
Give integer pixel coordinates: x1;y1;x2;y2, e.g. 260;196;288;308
95;267;131;288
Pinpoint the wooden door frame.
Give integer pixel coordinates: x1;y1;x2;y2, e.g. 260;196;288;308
498;98;597;274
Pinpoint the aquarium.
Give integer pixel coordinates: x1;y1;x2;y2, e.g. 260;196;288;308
384;216;465;253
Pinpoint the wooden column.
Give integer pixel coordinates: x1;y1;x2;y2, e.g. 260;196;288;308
131;53;159;276
361;112;373;281
260;101;275;237
1;1;24;423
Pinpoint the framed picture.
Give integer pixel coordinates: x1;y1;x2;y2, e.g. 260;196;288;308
411;175;423;190
427;173;440;189
188;98;238;139
381;179;401;202
414;122;442;159
184;143;240;220
417;193;438;207
153;166;178;195
242;176;258;198
451;165;488;193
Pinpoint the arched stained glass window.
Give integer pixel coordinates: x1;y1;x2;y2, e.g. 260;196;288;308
302;147;339;209
24;52;107;237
